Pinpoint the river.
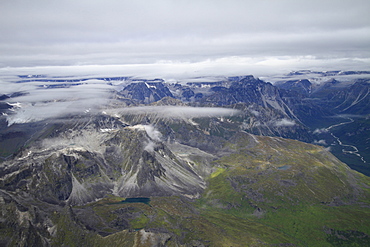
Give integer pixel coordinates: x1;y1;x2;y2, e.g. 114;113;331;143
326;117;367;163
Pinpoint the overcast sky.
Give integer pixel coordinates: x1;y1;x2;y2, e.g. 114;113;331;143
0;0;369;74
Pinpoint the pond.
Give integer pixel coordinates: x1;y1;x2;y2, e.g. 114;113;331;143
113;197;151;205
277;165;291;170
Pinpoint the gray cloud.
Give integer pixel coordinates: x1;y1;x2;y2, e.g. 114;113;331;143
0;0;369;69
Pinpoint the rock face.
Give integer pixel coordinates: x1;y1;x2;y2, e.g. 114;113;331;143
274;79;312;96
1;120;208;206
106;76;313;142
0;111;369;246
119;79;173;104
195;76;291;115
328;80;370;114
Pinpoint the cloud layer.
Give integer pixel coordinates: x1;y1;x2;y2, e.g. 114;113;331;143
3;79;115;125
110;106;241;119
0;0;369;70
1;72;241;125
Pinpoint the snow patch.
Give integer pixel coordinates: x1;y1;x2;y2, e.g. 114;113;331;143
18;151;32;160
7;102;22;108
99;128;116;132
188;118;199;126
145;82;157;89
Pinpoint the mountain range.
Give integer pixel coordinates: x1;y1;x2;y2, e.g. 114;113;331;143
0;70;369;246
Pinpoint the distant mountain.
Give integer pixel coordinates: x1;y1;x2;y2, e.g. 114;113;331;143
274;75;370;175
329;79;370;114
274;79;312;96
286;69;370;77
119;79;173;104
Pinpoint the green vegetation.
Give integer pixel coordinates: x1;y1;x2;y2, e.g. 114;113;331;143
191;134;370;246
44;135;369;246
2;127;370;246
210;167;225;178
260;205;370;246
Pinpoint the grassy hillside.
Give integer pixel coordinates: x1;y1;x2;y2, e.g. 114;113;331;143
46;133;370;246
195;133;370;246
1;128;370;246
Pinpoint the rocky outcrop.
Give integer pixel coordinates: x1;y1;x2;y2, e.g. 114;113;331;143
119;79;173;104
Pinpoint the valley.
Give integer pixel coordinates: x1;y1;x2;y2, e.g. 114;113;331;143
327;117;367;163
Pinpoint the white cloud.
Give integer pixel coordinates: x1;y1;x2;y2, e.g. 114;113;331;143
144;141;157;153
1;56;370;84
128;124;161;152
250;110;260;117
127;124;162;141
313;128;329;134
314;139;327;145
143;125;162;141
3;79;115;125
274;118;296;127
110;106;241;119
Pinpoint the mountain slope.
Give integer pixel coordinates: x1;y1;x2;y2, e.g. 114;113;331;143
1;110;370;246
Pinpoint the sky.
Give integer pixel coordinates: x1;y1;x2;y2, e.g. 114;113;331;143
0;0;370;76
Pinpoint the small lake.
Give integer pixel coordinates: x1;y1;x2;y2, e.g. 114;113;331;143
277;165;291;170
114;197;151;205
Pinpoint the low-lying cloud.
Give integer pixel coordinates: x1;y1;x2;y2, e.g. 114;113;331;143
127;124;163;153
110;106;241;119
3;79;115;125
313;128;329;134
313;139;328;145
273;118;296;127
129;124;162;141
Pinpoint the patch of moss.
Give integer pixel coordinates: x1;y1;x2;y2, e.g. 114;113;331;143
129;214;149;229
210;167;225;178
259;204;370;246
75;162;86;170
